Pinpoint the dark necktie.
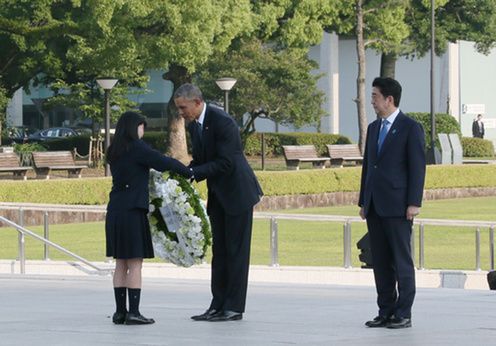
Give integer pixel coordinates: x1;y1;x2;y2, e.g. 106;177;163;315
377;119;389;154
195;121;203;143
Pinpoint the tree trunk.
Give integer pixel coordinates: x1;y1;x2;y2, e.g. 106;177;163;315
162;64;191;163
355;0;368;155
380;53;397;78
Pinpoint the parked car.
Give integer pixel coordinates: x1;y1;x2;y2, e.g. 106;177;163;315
28;127;78;142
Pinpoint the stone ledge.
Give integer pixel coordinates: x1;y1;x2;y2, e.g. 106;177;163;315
0;260;491;290
0;187;494;226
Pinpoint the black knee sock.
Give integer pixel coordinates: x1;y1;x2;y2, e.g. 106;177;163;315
114;287;127;313
128;288;141;314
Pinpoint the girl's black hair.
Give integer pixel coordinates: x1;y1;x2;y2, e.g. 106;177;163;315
106;111;147;164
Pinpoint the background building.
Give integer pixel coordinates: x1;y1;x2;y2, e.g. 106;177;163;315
6;34;496;147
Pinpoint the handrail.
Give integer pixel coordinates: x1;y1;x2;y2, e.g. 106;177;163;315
255;212;496;270
254;212;496;228
0;216;110;274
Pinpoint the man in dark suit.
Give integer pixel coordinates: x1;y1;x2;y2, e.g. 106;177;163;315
358;77;426;329
472;114;485;138
174;83;263;322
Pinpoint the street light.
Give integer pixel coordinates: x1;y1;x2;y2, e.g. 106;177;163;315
427;0;440;164
215;77;237;113
96;77;118;176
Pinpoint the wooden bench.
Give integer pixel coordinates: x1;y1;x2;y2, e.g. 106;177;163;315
282;145;329;170
326;144;363;167
0;152;33;180
32;151;87;179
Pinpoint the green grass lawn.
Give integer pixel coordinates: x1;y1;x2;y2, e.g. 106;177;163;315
1;196;495;270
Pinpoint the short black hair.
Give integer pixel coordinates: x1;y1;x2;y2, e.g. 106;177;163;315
372;77;402;107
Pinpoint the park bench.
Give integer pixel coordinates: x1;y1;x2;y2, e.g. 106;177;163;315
326;144;363;167
32;151;87;179
282;145;329;170
0;152;33;180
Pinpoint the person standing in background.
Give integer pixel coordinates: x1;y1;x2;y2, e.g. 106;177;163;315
472;114;485;138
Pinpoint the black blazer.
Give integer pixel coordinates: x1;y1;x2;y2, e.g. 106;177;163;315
107;140;190;211
359;111;426;217
472;120;485;138
188;104;263;215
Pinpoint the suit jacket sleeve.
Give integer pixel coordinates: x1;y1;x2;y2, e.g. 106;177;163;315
358;124;371;207
191;116;237;181
407;122;426;207
134;140;191;178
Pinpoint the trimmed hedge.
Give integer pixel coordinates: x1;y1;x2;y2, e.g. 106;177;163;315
244;132;352;156
43;135;92;155
0;165;495;205
461;137;495;158
41;131;170;155
0;178;111;205
408;112;461;150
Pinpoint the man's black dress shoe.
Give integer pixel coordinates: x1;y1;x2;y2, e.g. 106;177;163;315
124;312;155;325
112;312;127;324
387;317;411;329
365;315;391;328
191;308;218;321
208;310;243;322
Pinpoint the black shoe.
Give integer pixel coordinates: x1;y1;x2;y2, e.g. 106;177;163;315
208;310;243;322
365;315;391;328
112;312;126;325
124;312;155;325
191;308;218;321
387;317;412;329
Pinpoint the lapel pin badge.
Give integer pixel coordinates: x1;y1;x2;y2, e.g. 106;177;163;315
392;129;397;134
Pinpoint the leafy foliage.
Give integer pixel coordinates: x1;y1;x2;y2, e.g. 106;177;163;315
196;38;326;138
243;132;351;156
461;137;495;158
407;112;461;150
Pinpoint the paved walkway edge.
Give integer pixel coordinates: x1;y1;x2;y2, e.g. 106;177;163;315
0;260;490;290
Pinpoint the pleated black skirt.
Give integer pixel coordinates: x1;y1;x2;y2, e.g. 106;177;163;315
105;209;154;259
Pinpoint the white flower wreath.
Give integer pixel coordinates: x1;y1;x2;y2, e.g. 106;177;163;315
148;169;211;267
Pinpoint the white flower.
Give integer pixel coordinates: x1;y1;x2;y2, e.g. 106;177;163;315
148;170;210;267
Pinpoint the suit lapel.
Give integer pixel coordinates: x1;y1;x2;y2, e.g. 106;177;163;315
377;112;406;159
369;119;381;162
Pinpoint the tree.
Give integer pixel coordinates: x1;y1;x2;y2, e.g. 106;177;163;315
328;0;409;153
381;0;496;78
195;38;325;141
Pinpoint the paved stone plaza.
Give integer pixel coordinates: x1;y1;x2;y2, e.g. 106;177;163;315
1;274;495;345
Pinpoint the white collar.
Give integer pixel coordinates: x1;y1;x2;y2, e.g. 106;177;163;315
383;108;400;125
197;103;207;126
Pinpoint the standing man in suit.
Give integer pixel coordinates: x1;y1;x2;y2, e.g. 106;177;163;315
472;114;485;138
358;77;426;329
174;83;263;322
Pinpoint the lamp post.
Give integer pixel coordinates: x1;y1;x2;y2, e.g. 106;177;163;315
96;78;118;176
427;0;440;164
215;77;237;113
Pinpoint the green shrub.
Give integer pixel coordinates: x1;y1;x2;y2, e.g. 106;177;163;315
142;131;169;152
33;131;171;155
1;165;494;205
0;178;112;205
408;112;461;150
13;142;46;166
43;135;91;155
244;132;351;156
461;137;495;158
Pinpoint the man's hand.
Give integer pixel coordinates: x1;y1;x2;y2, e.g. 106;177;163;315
406;206;420;221
359;207;366;220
